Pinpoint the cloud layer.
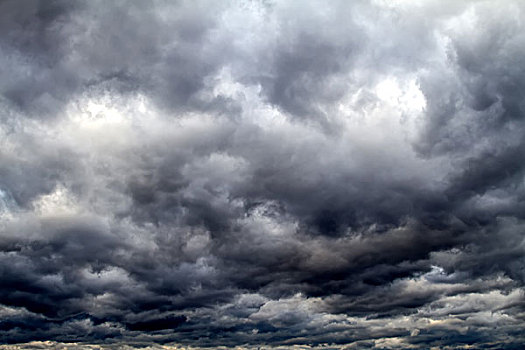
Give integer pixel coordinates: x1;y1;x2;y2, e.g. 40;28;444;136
1;0;524;348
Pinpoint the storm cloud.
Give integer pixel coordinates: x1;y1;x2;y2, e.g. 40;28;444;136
1;0;524;349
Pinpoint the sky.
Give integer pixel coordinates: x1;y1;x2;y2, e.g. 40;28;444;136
0;0;524;349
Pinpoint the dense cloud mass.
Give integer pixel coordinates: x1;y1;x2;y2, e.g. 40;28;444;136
1;0;525;348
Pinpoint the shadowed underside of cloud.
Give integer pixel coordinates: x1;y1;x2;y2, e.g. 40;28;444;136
1;0;525;349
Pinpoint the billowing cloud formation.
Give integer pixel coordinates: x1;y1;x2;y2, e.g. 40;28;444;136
1;0;525;349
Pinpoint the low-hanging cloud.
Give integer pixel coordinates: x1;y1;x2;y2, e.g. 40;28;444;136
1;0;524;349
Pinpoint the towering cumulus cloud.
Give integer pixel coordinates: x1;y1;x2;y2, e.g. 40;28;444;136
1;0;524;349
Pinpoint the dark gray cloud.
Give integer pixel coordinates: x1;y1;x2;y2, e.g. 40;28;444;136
1;0;524;349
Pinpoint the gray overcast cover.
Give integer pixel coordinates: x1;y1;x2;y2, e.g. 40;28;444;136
0;0;524;349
